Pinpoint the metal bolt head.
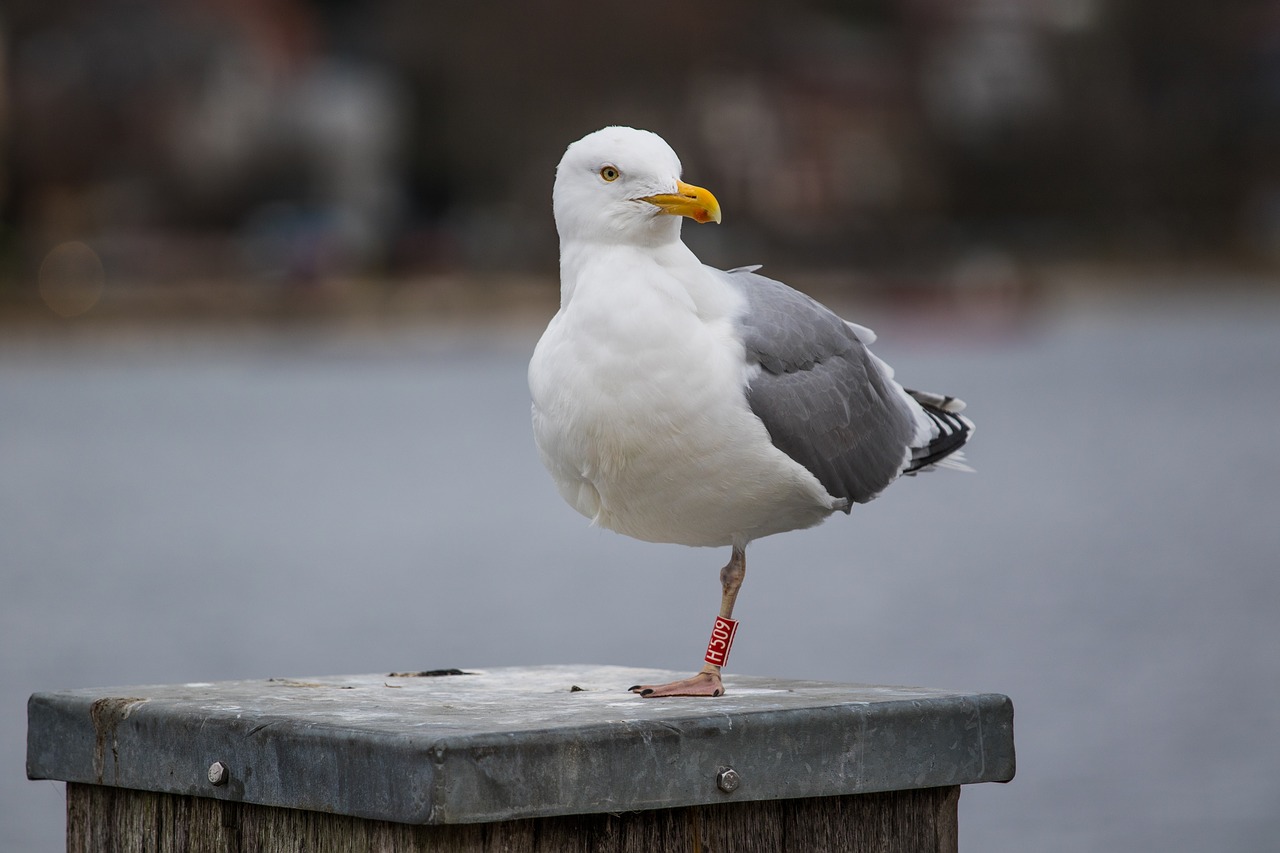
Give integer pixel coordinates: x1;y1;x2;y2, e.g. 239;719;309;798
716;766;740;793
207;761;229;786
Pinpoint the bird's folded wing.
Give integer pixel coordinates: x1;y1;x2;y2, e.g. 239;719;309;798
713;266;918;508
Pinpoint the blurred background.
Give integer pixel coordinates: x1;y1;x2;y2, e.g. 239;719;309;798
3;1;1279;851
3;0;1280;309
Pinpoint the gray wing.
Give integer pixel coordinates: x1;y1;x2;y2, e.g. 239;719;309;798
714;266;918;508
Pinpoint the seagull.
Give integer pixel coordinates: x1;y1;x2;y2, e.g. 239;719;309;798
529;127;973;698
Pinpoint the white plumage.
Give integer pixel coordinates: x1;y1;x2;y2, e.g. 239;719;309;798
529;127;973;697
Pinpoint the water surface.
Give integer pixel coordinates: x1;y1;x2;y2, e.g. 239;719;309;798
3;292;1278;851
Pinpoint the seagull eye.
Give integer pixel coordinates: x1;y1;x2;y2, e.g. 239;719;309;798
600;166;620;182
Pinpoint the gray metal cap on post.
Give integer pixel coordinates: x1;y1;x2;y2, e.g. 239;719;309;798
27;664;1014;825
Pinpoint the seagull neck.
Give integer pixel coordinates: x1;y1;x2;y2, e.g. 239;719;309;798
558;237;699;306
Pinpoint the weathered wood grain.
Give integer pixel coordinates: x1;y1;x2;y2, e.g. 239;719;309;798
67;782;959;853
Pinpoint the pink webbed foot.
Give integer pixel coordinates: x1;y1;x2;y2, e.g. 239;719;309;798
629;670;724;698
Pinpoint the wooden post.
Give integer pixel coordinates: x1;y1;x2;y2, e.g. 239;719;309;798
66;783;961;853
29;665;1014;853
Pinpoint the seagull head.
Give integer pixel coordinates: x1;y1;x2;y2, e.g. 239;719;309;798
553;126;721;248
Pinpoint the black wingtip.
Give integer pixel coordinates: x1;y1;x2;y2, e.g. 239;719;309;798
905;404;972;473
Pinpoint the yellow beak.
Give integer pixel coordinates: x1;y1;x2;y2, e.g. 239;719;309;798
639;180;722;224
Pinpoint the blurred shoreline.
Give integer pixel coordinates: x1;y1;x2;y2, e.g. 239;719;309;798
2;260;1276;347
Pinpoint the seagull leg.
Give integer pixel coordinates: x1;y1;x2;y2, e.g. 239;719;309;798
630;546;746;698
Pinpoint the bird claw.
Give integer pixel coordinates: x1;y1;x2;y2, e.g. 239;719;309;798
629;671;724;698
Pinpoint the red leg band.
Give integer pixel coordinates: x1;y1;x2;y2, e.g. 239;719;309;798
703;616;739;667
